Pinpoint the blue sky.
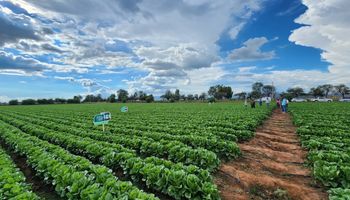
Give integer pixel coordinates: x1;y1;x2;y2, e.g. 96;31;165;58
0;0;349;102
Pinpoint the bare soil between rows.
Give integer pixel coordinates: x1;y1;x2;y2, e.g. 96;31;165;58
0;139;63;200
214;109;328;200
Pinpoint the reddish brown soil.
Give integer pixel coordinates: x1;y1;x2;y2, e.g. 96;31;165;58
214;110;328;200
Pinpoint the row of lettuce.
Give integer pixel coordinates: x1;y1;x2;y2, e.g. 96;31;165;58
289;103;350;199
0;103;273;199
0;147;40;199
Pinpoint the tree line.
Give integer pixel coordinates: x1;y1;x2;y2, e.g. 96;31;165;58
280;84;350;100
233;83;350;100
6;83;349;105
8;90;155;105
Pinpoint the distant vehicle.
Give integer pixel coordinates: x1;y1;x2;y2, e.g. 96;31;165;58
291;98;307;102
339;98;350;102
310;97;333;102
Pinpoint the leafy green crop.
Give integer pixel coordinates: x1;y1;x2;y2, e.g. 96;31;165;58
0;102;273;199
0;147;40;200
290;102;350;199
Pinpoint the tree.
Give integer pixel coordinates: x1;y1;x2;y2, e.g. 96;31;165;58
107;94;116;103
320;84;333;97
174;89;180;101
37;99;48;104
161;90;173;101
73;95;82;103
234;92;247;100
262;85;276;97
208;85;233;100
138;91;147;101
334;84;350;98
96;94;104;102
286;87;305;98
252;82;263;98
55;98;67;104
187;94;194;101
180;94;186;101
67;96;81;104
199;92;207;100
83;95;96;103
250;91;261;99
309;87;324;97
280;92;293;101
47;99;54;104
145;95;154;103
9;99;19;105
21;99;36;105
117;89;129;103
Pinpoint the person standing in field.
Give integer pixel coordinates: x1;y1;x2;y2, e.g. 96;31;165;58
281;97;288;113
276;98;281;109
244;97;248;108
266;96;271;108
250;98;256;108
259;98;263;106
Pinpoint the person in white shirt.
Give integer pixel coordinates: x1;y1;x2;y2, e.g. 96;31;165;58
266;96;271;108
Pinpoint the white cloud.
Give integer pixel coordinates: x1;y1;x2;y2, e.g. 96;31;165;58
289;0;350;82
238;66;256;73
229;37;276;61
54;76;114;97
125;66;227;95
228;22;245;40
0;0;267;96
0;51;49;75
0;95;11;103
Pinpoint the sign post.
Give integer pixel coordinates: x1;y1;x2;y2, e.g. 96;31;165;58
120;106;128;113
93;112;111;132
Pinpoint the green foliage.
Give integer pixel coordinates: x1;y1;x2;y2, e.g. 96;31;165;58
208;85;233;100
8;99;19;105
0;102;273;199
21;99;36;105
0;121;158;200
0;147;40;200
117;89;128;102
290;103;350;199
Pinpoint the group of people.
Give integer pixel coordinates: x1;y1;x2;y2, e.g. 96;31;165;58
244;97;271;108
244;96;289;113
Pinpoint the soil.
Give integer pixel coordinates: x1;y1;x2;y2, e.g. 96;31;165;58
214;110;328;200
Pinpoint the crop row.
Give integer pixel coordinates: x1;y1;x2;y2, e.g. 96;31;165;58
1;110;221;171
16;105;271;141
0;114;220;200
3;110;240;160
289;103;350;199
0;146;40;200
0;120;157;200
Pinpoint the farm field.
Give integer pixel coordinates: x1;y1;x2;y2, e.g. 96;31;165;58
289;103;350;199
0;102;272;200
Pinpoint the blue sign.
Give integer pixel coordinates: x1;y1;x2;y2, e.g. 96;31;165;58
93;112;111;125
120;106;128;113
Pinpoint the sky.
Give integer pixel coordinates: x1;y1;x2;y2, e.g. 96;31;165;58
0;0;349;102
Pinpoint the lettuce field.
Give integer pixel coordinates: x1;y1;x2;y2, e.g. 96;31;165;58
0;103;272;200
0;102;349;199
290;103;350;199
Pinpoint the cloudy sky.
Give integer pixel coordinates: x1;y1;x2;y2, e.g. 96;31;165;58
0;0;349;101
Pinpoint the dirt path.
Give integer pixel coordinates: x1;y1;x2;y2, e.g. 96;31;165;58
214;110;328;200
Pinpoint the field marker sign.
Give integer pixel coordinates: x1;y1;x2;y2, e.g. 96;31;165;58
93;112;111;131
121;106;128;112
